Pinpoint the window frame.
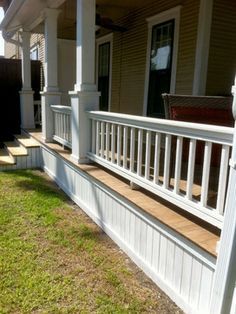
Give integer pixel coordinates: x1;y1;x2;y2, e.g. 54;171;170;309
143;6;181;116
96;33;113;112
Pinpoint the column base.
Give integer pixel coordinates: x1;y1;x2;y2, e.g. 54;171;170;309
70;154;91;165
69;89;100;164
19;90;35;129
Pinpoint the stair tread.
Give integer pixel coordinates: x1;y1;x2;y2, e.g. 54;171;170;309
0;149;15;165
14;135;41;148
4;141;28;156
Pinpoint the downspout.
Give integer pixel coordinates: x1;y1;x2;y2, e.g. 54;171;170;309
1;29;22;47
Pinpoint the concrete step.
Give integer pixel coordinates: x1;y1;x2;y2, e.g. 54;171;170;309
4;141;28;157
0;148;15;166
14;134;41;148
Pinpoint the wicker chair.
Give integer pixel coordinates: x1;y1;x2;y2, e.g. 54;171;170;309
162;93;234;126
161;93;234;168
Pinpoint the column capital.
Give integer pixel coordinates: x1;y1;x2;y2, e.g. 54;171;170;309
20;31;31;42
42;7;61;20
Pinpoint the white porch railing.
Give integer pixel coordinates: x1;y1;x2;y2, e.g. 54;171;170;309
87;111;234;229
51;105;72;148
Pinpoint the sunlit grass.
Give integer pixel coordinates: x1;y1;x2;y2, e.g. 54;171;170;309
0;170;173;313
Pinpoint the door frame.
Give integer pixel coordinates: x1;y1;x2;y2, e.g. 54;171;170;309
143;6;181;116
96;33;113;111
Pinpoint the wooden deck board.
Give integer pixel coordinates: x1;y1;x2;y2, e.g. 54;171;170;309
4;141;28;156
29;130;220;257
15;135;41;148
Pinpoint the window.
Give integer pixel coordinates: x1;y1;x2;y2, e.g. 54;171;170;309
144;6;181;117
30;46;39;60
96;34;113;111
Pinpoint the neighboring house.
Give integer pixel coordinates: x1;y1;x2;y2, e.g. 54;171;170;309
1;1;236;314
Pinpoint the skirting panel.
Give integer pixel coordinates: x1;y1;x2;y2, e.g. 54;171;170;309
41;145;216;314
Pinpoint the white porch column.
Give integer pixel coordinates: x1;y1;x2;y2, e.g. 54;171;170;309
41;8;61;142
192;0;213;95
69;0;100;163
19;31;35;129
209;77;236;314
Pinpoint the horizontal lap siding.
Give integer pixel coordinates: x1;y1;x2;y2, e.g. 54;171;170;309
41;145;216;314
206;0;236;95
110;0;200;115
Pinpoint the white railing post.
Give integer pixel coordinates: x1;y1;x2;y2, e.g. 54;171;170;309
41;8;61;142
69;0;99;164
19;31;35;129
209;76;236;314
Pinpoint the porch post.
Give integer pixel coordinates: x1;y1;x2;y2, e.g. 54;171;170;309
41;8;61;142
69;0;100;164
209;76;236;314
19;31;35;129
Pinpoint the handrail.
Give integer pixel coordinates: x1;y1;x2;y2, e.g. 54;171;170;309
87;111;234;146
51;105;72;114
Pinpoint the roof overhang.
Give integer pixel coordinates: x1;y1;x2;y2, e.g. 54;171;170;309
0;0;66;34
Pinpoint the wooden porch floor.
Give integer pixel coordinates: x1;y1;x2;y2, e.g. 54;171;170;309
29;130;220;257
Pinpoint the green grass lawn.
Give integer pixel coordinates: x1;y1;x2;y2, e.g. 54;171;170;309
0;170;180;313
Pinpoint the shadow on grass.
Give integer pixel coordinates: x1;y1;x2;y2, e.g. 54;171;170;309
2;169;105;244
5;169;68;201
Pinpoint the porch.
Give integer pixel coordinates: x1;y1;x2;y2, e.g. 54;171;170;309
0;0;236;313
29;128;219;313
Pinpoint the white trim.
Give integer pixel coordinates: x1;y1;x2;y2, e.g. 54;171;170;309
96;33;113;111
143;6;181;116
192;0;213;95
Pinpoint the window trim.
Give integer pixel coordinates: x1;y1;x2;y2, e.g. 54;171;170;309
143;6;181;116
96;33;113;111
30;45;39;60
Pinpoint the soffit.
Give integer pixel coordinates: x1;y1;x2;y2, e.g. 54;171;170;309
1;0;153;38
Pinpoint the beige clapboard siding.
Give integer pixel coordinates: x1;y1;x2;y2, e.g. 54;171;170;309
206;0;236;96
110;0;200;115
4;32;21;58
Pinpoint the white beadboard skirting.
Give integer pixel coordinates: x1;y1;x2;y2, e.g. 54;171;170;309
41;144;216;314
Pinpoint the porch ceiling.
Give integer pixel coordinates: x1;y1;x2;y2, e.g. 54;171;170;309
1;0;154;40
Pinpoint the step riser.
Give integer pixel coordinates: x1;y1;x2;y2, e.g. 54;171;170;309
0;147;42;171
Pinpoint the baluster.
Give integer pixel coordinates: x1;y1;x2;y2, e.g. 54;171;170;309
201;141;212;207
153;132;161;184
111;124;116;163
91;119;96;153
62;113;65;139
145;131;151;180
174;136;183;194
53;112;56;136
137;129;143;176
59;113;63;138
186;139;196;200
216;145;230;214
100;121;105;158
130;127;135;172
96;120;100;156
117;125;122;166
163;134;171;188
69;113;72;144
123;126;128;169
66;114;69;142
105;122;110;160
